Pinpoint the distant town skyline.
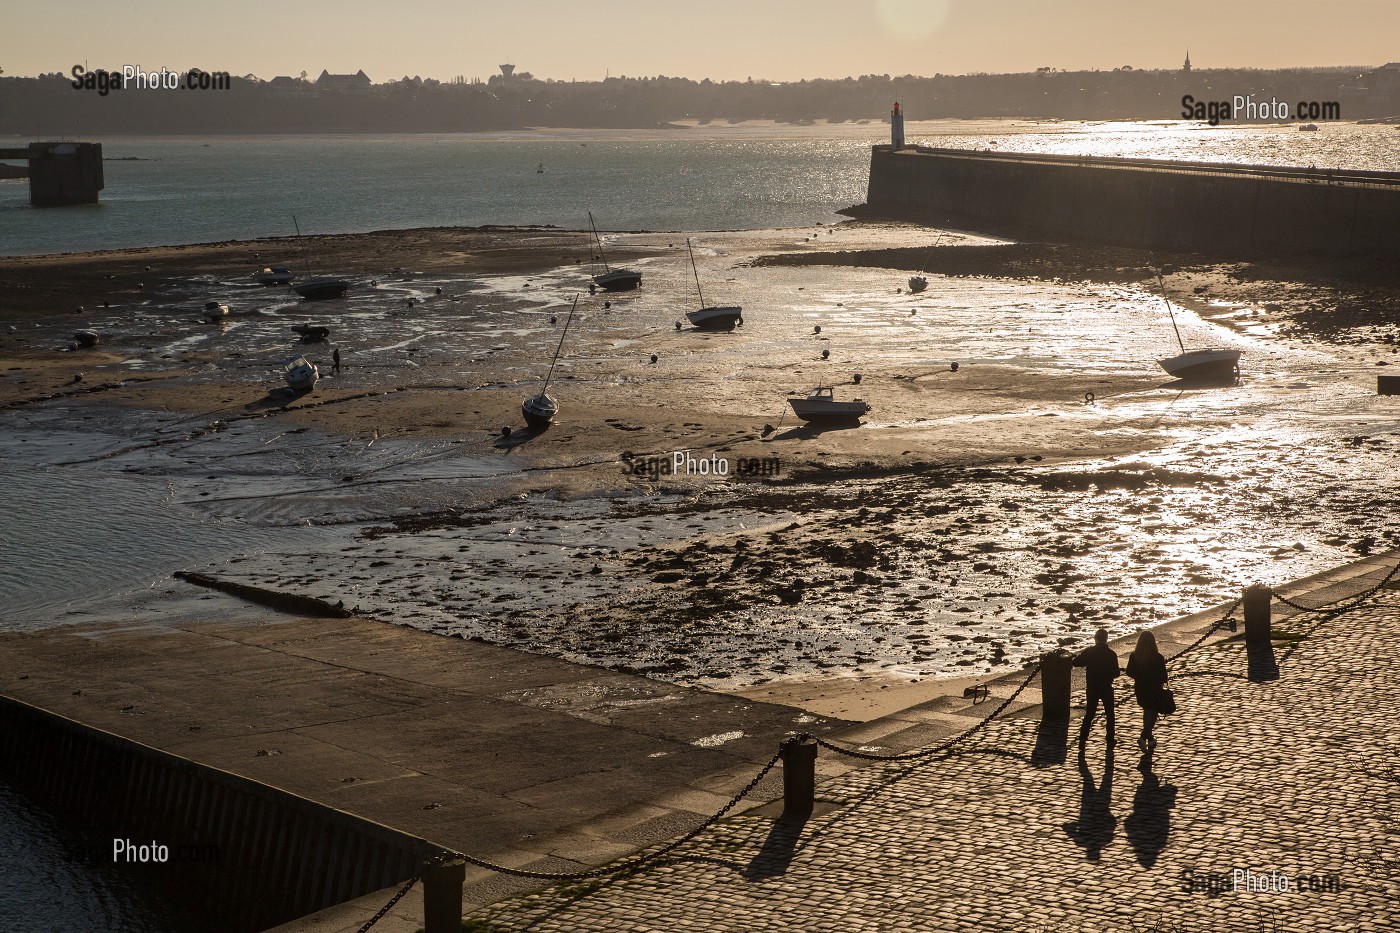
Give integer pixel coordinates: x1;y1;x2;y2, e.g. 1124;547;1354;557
4;0;1396;83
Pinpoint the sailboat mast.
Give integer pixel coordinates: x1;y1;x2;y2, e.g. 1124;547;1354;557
687;239;706;309
293;215;316;278
1157;271;1187;355
540;295;579;394
588;212;612;274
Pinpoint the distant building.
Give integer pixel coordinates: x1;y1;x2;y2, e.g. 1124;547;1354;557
499;64;515;78
1363;62;1400;107
266;75;314;97
316;69;372;90
1184;50;1191;73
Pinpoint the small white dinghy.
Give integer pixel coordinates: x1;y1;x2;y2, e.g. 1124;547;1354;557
282;355;319;392
202;300;229;322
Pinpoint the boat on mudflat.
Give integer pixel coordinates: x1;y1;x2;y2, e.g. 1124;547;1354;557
1154;272;1241;381
1158;347;1242;380
294;278;349;300
588;212;642;292
908;275;928;293
522;294;579;429
283;355;319;392
788;386;869;423
683;238;743;331
255;266;296;286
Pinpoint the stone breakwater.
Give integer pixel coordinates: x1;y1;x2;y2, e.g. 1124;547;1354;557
859;145;1400;257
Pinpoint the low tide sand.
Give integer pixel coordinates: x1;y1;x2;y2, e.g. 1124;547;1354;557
4;222;1398;714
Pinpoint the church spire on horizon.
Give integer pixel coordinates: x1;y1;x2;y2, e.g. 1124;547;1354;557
1184;49;1192;73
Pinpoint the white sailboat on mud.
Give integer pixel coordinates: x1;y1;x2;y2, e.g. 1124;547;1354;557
1154;272;1241;381
522;294;579;429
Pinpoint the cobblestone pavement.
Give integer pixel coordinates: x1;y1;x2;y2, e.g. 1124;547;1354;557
464;587;1400;932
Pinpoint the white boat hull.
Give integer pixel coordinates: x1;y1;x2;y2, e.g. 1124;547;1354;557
283;357;319;392
686;305;742;330
1158;348;1241;380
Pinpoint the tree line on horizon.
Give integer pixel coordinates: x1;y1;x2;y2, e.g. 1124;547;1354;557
1;66;1395;135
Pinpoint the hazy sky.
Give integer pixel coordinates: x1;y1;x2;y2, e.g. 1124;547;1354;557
5;1;1395;82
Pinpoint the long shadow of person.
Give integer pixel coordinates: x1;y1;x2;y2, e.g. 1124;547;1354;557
1124;750;1177;868
1063;747;1116;861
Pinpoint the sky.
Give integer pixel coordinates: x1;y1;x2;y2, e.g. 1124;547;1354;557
3;0;1395;82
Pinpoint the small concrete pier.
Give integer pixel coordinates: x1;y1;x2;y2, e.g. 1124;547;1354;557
0;141;104;206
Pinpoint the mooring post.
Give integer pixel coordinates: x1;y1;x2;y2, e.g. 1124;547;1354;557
422;856;466;933
1040;649;1073;721
780;736;817;820
1244;584;1273;645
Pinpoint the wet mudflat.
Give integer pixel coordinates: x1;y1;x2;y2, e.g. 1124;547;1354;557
3;223;1397;696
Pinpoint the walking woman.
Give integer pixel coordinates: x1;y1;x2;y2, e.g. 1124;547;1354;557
1126;630;1170;751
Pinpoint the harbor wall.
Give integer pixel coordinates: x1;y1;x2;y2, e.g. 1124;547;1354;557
0;695;435;933
863;146;1400;257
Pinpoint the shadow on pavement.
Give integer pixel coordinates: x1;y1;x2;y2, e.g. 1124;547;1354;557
743;814;809;880
1124;750;1177;868
1063;747;1117;862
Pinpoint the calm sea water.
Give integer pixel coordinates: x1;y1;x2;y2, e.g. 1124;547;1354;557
1;120;1396;256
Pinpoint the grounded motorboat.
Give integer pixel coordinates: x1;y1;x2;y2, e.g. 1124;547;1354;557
788;386;870;423
255;266;296;286
1298;123;1320;131
908;275;928;293
1154;272;1241;381
684;238;743;330
293;278;349;300
522;294;579;429
282;355;319;392
203;301;229;322
588;212;642;292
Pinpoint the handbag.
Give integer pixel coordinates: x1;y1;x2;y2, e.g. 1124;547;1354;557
1157;688;1177;715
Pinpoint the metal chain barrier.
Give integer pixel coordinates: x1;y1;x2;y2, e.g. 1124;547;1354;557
444;749;783;881
354;870;422;933
807;661;1042;762
1166;600;1241;665
1272;557;1400;616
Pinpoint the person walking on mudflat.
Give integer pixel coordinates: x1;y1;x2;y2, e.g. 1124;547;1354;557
1074;629;1120;749
1126;630;1170;752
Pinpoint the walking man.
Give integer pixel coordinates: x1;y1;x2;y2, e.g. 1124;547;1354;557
332;347;342;374
1074;628;1120;751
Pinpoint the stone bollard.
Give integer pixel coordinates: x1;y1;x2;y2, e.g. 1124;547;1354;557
1040;649;1073;722
1244;584;1272;645
422;856;466;933
780;736;817;821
